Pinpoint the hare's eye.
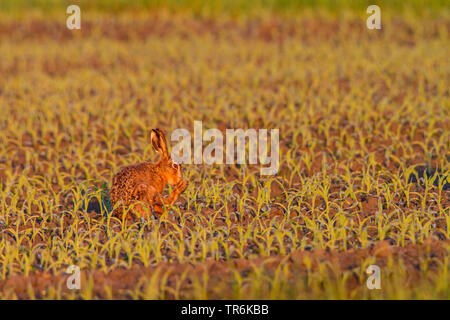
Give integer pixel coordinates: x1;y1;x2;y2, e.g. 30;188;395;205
171;162;179;170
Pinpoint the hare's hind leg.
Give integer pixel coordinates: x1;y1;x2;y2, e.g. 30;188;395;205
133;183;163;217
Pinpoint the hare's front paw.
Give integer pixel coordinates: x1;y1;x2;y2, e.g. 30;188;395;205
175;179;188;194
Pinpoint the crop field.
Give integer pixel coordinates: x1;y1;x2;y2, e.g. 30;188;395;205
0;1;449;299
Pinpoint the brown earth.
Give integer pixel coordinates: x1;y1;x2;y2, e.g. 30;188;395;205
1;241;448;299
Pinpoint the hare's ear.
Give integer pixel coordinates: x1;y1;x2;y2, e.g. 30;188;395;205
151;129;169;160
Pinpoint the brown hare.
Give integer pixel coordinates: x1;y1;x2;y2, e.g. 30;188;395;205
110;129;187;219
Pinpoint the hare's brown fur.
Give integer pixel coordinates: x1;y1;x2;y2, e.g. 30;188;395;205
110;129;187;219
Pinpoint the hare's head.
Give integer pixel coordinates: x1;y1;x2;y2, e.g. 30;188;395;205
151;128;183;186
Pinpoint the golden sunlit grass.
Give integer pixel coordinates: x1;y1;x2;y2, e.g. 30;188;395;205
0;8;449;299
